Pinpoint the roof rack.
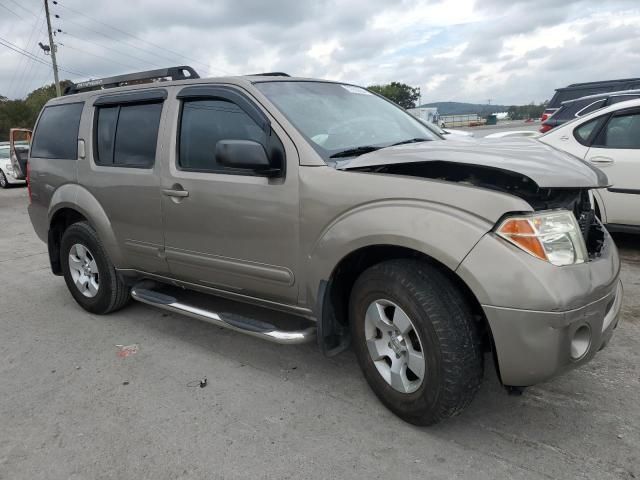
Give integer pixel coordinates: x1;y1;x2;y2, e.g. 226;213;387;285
246;72;290;77
64;66;200;95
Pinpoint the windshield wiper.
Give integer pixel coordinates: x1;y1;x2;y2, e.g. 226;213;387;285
390;138;431;146
329;145;382;158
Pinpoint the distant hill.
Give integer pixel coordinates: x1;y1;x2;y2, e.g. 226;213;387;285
419;101;509;115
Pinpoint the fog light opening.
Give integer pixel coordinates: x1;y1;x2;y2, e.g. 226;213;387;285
571;324;591;360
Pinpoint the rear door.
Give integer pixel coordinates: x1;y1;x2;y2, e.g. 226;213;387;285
160;85;300;304
585;108;640;226
77;90;169;274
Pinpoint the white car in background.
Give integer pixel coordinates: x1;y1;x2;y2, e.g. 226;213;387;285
0;143;27;189
539;98;640;233
417;119;475;139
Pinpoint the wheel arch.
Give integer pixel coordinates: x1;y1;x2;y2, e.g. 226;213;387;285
47;185;126;274
315;244;496;367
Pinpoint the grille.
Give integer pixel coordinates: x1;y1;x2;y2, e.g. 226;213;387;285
574;197;604;259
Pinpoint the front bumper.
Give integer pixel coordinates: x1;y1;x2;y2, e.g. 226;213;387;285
456;226;622;386
483;280;622;386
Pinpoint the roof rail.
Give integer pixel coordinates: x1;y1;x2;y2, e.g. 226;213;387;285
64;66;200;95
246;72;290;77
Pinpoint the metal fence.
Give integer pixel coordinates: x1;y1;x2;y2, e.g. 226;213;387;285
439;114;486;128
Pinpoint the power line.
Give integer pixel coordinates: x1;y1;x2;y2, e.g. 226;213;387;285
0;35;91;77
60;31;164;70
7;7;44;98
53;14;171;69
52;0;230;75
58;41;138;71
6;0;39;18
0;1;23;18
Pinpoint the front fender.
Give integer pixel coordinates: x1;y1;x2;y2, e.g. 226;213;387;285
48;184;127;268
305;200;492;307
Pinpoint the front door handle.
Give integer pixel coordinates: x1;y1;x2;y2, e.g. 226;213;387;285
589;156;614;165
162;188;189;198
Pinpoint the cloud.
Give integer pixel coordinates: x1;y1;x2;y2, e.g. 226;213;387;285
0;0;638;105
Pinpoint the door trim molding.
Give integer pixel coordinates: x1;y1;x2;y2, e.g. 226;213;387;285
165;247;295;286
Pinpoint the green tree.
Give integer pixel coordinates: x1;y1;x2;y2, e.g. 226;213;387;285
0;80;71;141
367;82;420;109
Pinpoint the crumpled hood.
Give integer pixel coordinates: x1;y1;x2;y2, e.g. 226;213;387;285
338;137;609;188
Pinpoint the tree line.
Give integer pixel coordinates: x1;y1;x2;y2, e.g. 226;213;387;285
0;81;70;141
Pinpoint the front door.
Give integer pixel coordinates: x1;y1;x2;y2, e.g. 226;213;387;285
160;86;300;304
585;108;640;226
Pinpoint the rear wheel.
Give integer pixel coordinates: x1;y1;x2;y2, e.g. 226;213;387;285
0;170;8;188
60;222;130;314
349;259;483;426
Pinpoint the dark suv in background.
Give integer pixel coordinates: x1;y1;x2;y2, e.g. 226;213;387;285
540;89;640;133
541;77;640;124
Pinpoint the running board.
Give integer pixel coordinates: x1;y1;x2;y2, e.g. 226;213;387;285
131;284;316;345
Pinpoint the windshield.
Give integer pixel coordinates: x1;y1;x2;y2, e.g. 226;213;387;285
255;81;438;161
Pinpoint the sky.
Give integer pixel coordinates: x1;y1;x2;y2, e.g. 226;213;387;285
1;0;639;104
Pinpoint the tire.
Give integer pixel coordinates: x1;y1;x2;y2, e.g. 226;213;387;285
0;170;8;188
60;222;130;314
349;259;483;426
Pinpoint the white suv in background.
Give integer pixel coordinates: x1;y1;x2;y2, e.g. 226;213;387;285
540;99;640;233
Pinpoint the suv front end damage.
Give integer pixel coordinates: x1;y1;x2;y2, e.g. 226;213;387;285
339;137;621;386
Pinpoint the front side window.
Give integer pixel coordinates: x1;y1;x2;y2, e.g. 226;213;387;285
95;102;162;167
179;99;267;172
254;81;438;161
31;103;84;159
597;113;640;149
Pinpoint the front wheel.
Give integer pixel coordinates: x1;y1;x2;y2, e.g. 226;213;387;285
60;222;130;314
349;259;483;426
0;170;8;188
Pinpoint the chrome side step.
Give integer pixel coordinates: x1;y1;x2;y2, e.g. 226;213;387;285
131;285;316;345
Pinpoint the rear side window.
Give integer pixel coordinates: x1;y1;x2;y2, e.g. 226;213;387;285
31;103;83;159
574;119;599;145
95;102;162;167
608;95;640;105
576;99;606;117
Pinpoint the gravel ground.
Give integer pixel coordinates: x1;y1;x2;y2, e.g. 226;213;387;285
1;186;638;480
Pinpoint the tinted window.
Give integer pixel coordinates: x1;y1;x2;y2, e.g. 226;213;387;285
574;119;599;144
577;99;606;116
96;107;118;166
179;99;267;172
95;102;162;167
599;113;640;148
31;103;83;159
114;103;162;166
609;95;640;105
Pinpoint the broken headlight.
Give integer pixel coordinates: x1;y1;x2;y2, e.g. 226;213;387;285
496;210;588;266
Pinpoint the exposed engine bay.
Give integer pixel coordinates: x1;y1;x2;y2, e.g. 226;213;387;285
350;160;606;258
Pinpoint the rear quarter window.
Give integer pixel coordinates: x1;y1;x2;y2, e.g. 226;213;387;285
31;103;84;159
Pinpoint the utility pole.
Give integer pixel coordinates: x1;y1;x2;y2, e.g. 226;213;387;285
44;0;61;96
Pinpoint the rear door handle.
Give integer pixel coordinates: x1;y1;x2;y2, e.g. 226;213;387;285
162;188;189;198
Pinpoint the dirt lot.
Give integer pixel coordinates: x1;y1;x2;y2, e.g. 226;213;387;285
1;186;638;480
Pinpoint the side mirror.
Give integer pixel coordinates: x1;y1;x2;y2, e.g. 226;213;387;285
216;140;278;175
